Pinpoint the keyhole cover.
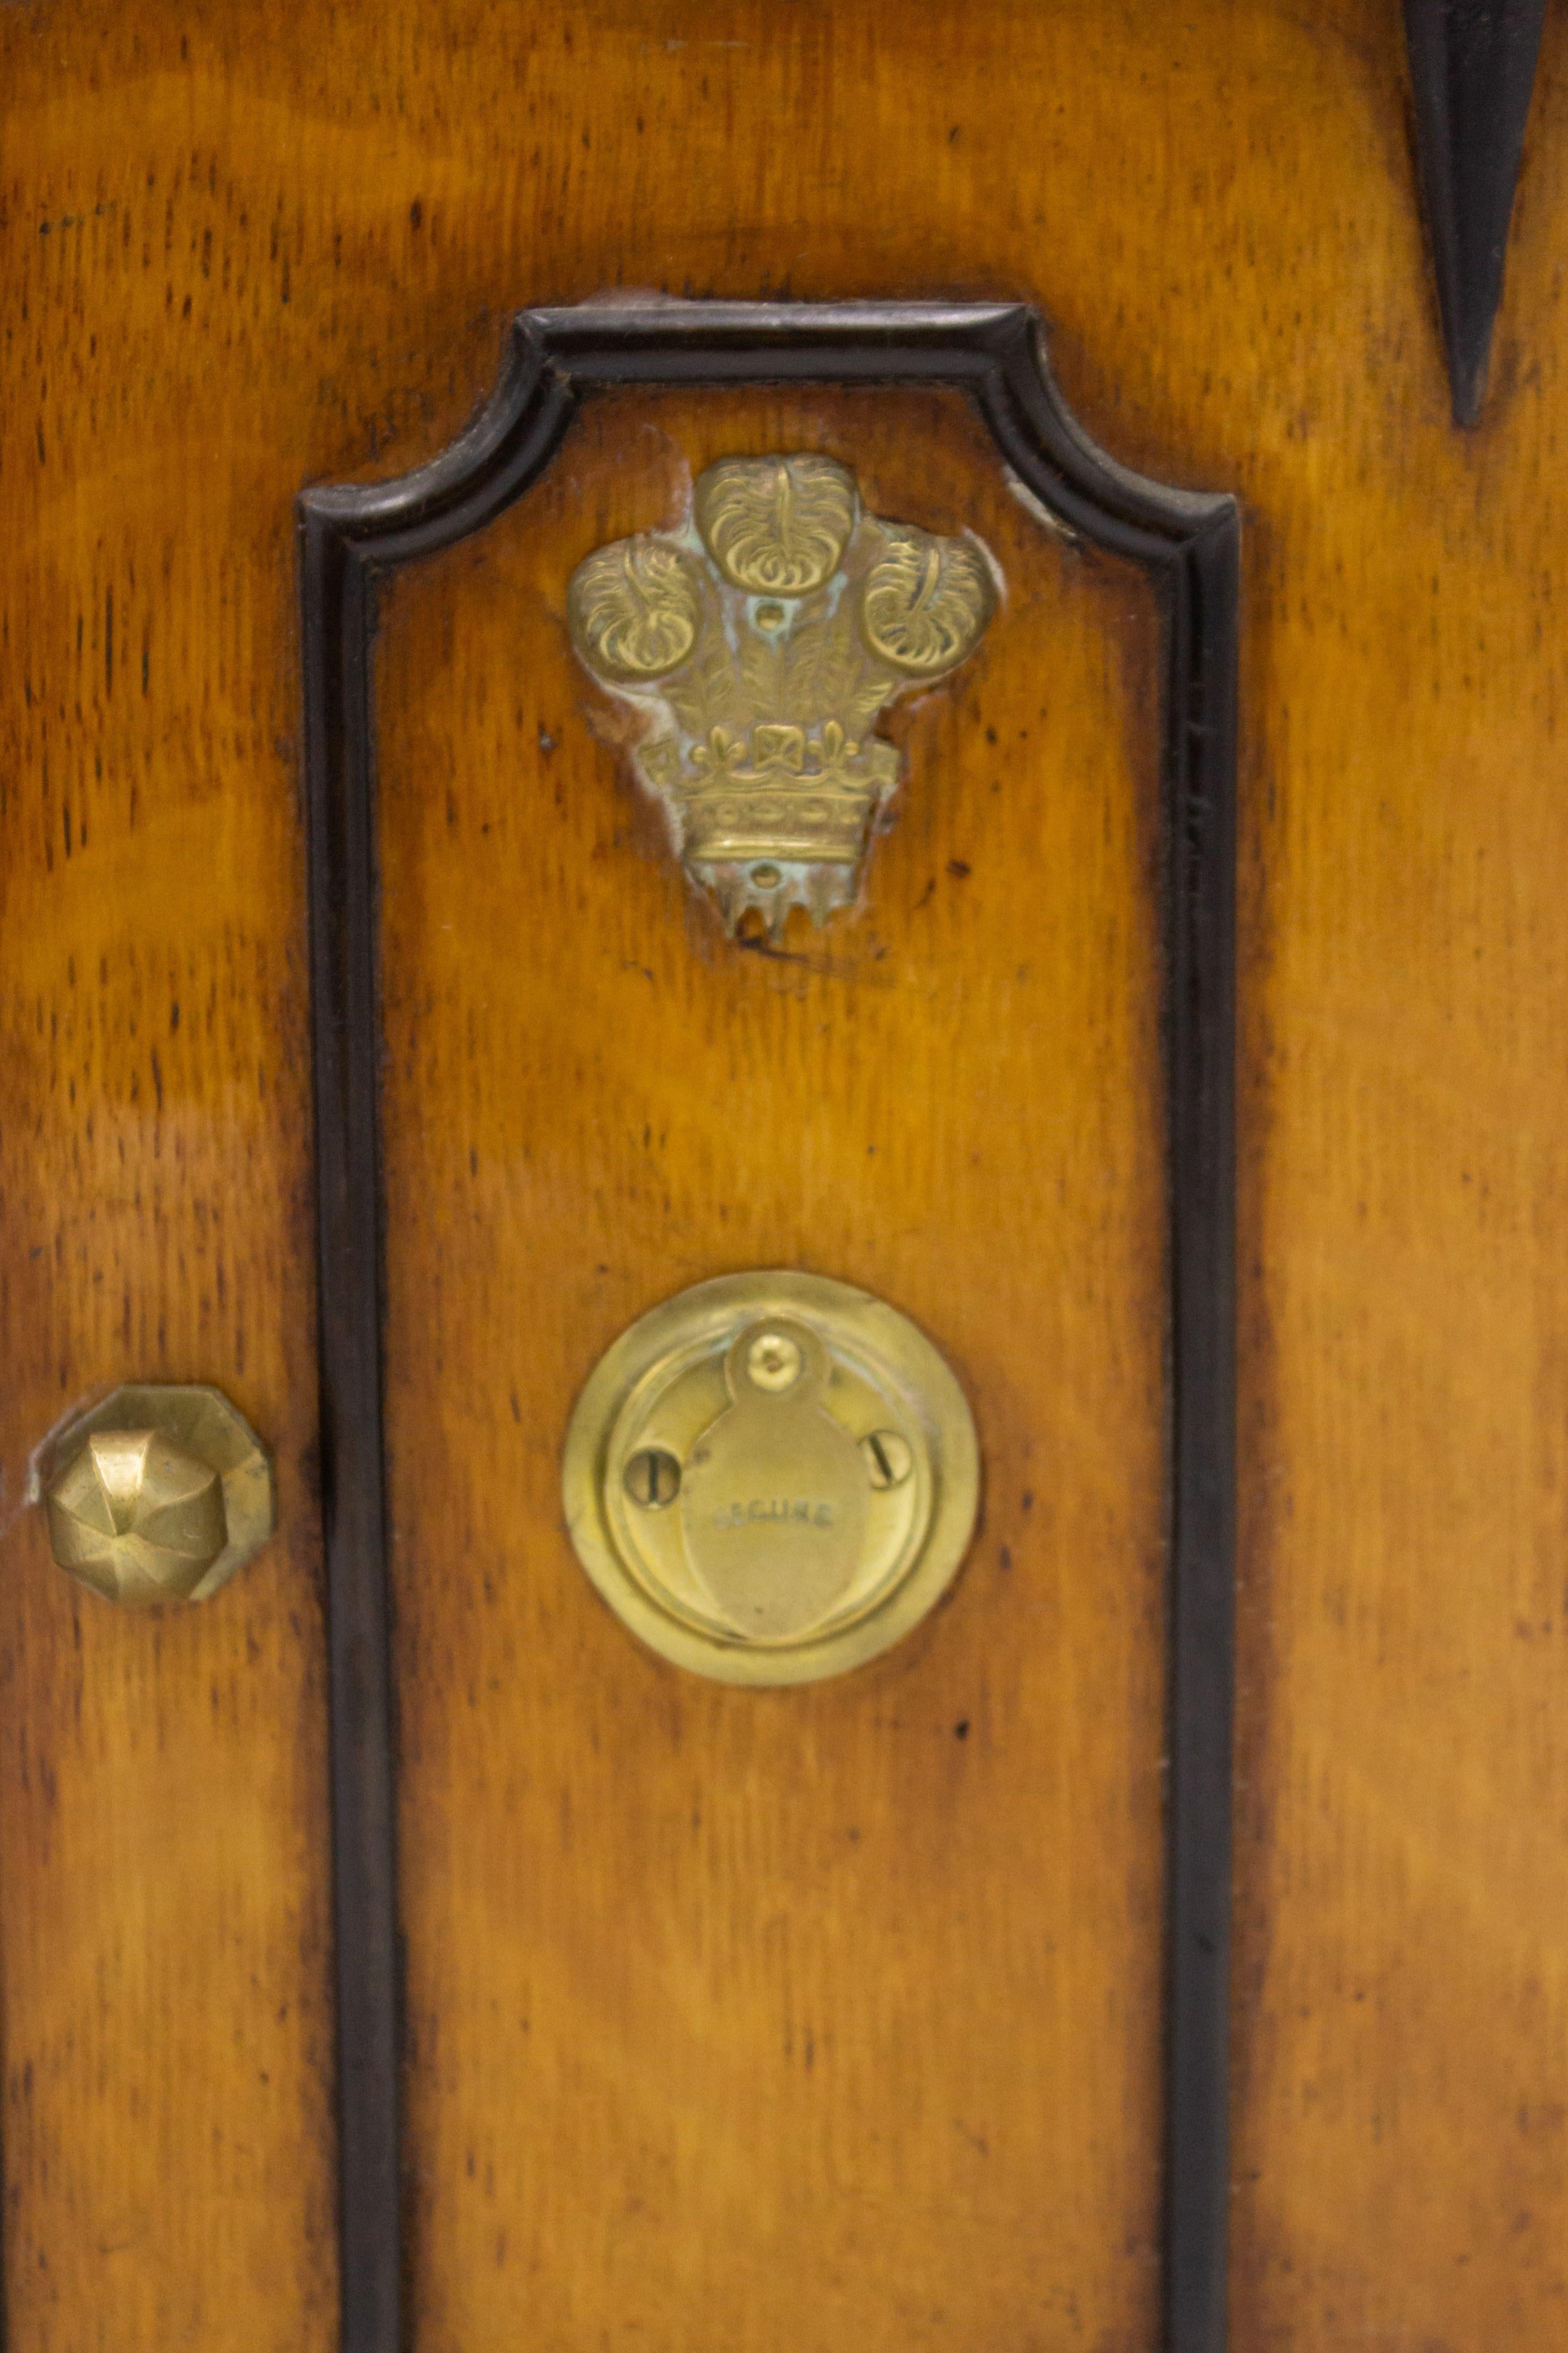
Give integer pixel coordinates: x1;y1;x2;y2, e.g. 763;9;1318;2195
562;1272;979;1684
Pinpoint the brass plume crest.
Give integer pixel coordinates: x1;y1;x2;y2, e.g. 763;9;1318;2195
567;454;996;933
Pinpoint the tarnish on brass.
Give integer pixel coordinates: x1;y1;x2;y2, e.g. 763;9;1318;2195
39;1383;276;1607
562;1272;979;1685
567;455;997;934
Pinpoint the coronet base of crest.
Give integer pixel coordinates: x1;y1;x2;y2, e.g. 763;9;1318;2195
632;737;901;933
678;787;878;867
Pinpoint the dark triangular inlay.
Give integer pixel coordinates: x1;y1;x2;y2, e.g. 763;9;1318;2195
1404;0;1547;425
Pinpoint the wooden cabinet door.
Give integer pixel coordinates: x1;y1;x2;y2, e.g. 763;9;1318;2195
2;8;1565;2351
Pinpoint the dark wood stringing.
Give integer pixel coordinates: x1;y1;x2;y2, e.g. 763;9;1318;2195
297;300;1240;2353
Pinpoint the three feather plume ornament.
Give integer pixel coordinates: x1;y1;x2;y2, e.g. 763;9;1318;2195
567;454;996;934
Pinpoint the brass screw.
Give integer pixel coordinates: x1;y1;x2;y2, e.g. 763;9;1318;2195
623;1447;681;1509
747;1331;802;1392
861;1430;913;1490
748;862;783;890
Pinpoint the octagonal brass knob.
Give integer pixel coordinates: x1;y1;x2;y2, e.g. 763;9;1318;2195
40;1383;274;1608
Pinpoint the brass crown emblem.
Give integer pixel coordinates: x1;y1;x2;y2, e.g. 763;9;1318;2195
567;454;996;932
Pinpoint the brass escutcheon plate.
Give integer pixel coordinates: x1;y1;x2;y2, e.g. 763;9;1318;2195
562;1271;979;1685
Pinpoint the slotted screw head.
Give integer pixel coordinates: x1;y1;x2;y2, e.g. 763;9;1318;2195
623;1447;682;1509
860;1430;914;1490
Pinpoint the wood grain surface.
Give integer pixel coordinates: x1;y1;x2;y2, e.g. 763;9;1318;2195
373;385;1166;2350
2;1;1566;2347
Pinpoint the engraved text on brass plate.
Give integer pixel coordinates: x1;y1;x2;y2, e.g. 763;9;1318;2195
567;454;997;934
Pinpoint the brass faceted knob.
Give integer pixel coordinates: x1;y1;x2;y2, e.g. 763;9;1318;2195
40;1383;274;1608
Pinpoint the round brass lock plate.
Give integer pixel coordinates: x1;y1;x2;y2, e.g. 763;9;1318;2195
562;1271;979;1685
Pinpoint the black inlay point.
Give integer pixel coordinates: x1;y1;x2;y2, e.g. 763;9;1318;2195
1405;0;1547;425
